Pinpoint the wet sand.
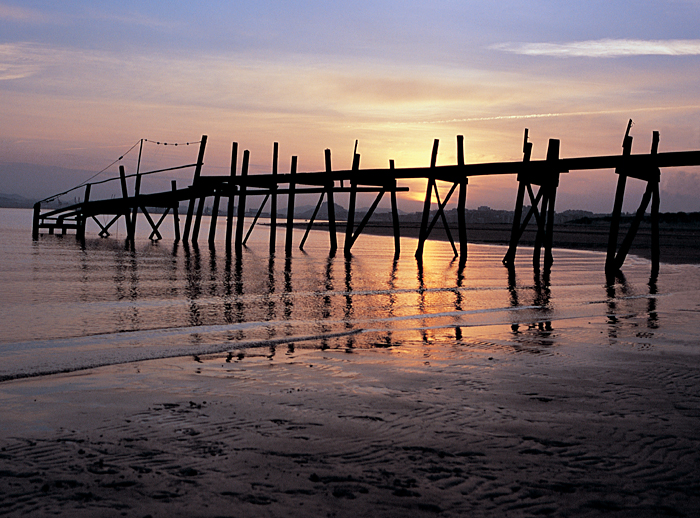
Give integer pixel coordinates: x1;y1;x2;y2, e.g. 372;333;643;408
1;322;699;517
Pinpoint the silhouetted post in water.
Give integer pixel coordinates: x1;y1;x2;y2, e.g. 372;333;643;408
606;120;633;276
192;195;206;242
32;202;40;240
270;142;278;254
390;160;401;258
243;193;270;245
285;156;297;256
415;139;440;259
172;181;181;242
650;132;661;278
456;135;468;262
543;139;560;270
503;129;533;266
183;135;208;242
119;165;134;241
77;183;91;241
325;149;338;255
208;190;221;245
607;127;662;276
225;143;238;248
344;142;360;256
131;139;143;239
235;149;250;254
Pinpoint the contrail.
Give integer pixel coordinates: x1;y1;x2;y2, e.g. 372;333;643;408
392;105;700;125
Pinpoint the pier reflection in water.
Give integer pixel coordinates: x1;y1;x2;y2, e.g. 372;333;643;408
5;210;690;382
89;234;668;359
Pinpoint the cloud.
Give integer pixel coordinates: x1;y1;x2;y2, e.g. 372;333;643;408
491;39;700;58
0;3;49;23
0;42;61;80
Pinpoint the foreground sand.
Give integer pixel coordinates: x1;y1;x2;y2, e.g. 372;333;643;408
1;320;699;517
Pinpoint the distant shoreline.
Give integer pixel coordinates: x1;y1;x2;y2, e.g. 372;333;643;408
290;221;700;265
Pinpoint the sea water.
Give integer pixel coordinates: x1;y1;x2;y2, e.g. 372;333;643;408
1;206;699;382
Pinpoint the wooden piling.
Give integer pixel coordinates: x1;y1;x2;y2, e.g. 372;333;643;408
503;130;533;266
270;142;278;254
235;149;250;254
650;131;660;277
457;135;468;262
606;121;633;276
285;156;297;256
192;197;206;242
32;202;40;240
344;144;359;255
183;135;208;242
172;180;181;242
208;192;220;245
77;183;91;241
415;139;439;259
543;138;560;270
226;142;238;248
325;149;338;256
390;160;401;258
119;165;134;241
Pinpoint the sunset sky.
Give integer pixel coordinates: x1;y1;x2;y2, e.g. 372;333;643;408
1;1;699;213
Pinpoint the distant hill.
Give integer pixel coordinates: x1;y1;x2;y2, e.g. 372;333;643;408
0;193;36;208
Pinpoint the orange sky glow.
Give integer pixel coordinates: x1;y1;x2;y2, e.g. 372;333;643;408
1;2;699;213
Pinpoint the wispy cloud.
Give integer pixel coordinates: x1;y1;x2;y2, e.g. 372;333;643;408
492;39;700;58
0;3;51;23
83;8;181;30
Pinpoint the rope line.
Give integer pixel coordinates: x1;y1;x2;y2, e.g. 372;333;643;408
144;139;202;146
38;138;201;204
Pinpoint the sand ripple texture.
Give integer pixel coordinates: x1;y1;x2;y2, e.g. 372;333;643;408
1;327;699;518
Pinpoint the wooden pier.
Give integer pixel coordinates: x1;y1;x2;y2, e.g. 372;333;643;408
32;122;700;275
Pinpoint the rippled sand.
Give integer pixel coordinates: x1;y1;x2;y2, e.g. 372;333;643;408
2;320;699;517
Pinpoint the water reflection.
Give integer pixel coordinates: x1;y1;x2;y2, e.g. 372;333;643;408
37;229;680;366
505;265;554;346
605;271;660;340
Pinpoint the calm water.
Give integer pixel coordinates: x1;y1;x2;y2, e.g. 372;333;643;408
1;207;699;381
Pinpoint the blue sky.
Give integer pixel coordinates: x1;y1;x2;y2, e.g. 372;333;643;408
1;1;699;211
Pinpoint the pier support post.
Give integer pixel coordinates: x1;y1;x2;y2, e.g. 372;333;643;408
606;127;662;276
77;183;91;241
325;149;338;256
32;202;41;240
285;156;297;256
650;133;661;278
225;142;238;249
172;181;181;242
457;135;468;263
415;139;440;260
183;135;208;242
542;138;560;271
503;130;532;266
606;121;633;276
119;165;134;241
270;142;278;254
235;149;250;254
389;161;401;259
208;192;221;245
192;196;206;242
344;143;360;256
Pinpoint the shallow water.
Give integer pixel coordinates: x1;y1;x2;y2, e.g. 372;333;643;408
2;207;699;380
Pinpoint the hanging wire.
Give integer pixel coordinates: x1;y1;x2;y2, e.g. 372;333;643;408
144;139;202;147
37;137;201;204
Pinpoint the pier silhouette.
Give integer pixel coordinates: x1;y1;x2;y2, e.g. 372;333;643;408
32;121;700;275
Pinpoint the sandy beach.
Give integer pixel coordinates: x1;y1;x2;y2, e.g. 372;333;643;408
2;320;700;517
